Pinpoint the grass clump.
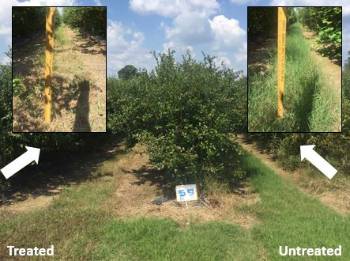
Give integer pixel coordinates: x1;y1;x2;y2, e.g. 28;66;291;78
54;24;69;47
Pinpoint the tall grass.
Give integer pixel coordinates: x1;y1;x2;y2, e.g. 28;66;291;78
54;24;69;47
248;23;339;132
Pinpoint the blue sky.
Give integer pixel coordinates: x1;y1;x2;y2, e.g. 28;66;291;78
1;0;349;76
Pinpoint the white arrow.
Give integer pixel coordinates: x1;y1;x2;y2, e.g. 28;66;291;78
1;146;40;179
300;145;337;179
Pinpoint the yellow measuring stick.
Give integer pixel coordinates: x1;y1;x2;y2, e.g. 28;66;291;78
277;7;286;118
44;7;56;124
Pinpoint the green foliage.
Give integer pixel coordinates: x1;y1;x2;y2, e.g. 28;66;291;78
0;53;12;193
108;51;247;188
12;7;47;39
54;10;62;28
248;7;277;39
343;55;350;135
54;24;68;46
287;8;298;26
12;77;26;97
12;7;61;40
118;65;138;80
248;122;350;175
248;7;298;39
63;7;106;38
299;7;341;63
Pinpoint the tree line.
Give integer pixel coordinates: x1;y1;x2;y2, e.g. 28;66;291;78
63;7;106;38
13;7;61;39
248;7;341;63
12;6;106;40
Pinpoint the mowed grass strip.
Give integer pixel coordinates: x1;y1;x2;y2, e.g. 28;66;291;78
243;154;350;260
248;23;338;132
1;152;349;260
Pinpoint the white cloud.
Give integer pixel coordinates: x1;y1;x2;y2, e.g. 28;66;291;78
130;0;246;71
209;15;245;48
130;0;219;17
165;11;213;45
209;15;246;70
107;20;153;75
162;13;246;71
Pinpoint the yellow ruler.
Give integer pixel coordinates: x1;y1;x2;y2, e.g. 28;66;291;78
277;7;286;118
44;7;56;124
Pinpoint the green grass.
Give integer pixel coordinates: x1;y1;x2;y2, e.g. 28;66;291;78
0;174;262;260
1;153;349;260
243;154;350;260
54;24;69;47
248;23;339;132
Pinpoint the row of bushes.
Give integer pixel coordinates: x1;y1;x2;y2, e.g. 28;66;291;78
299;7;341;63
63;7;106;38
12;6;106;41
13;7;61;40
108;51;247;188
248;7;297;40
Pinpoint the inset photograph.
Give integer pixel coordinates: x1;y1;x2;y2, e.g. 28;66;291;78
12;6;106;132
248;6;341;132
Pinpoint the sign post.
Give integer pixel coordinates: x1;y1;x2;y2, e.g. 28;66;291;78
277;7;286;118
44;7;56;123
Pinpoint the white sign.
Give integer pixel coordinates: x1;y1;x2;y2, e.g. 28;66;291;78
175;184;198;202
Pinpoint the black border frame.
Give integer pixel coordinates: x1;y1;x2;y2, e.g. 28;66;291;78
246;5;343;134
11;5;108;134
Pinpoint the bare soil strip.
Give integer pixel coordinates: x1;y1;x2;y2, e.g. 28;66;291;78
108;144;259;228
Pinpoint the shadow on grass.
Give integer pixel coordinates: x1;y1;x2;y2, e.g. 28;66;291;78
73;80;91;132
294;73;319;131
0;136;125;206
122;166;175;199
248;38;275;76
51;76;92;132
